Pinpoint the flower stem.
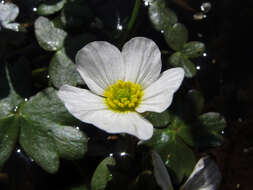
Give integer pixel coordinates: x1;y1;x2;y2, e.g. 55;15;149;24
119;0;141;46
126;0;142;33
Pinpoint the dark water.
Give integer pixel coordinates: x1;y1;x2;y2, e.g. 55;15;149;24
1;0;253;189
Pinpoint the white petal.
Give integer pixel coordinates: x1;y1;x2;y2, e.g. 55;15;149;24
57;85;107;117
136;68;184;113
88;111;153;140
57;85;153;140
76;41;124;96
122;37;162;88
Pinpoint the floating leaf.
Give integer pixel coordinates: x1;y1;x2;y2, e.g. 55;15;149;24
151;151;174;190
0;66;88;174
169;52;197;78
182;41;206;58
38;0;67;16
148;0;178;31
145;127;196;184
0;2;20;31
18;88;88;173
49;48;83;89
35;16;67;51
91;157;116;190
164;23;188;51
181;156;222;190
144;110;171;128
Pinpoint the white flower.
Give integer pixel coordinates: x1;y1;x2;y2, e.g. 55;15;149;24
58;37;184;140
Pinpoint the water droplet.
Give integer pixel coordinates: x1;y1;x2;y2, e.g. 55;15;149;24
201;2;212;13
196;66;201;70
13;106;18;113
161;30;164;34
75;126;80;130
203;52;207;57
17;149;21;153
24;98;29;102
109;153;114;157
32;7;37;12
143;0;151;6
221;130;225;135
0;0;5;4
193;12;207;20
120;152;127;157
30;158;34;162
116;23;123;31
46;75;50;79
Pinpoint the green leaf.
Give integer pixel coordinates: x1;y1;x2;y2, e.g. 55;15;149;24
181;156;221;190
143;110;171;128
182;41;206;58
0;115;19;169
198;112;226;132
186;89;204;116
91;157;116;190
148;0;178;31
164;23;188;51
0;2;20;31
18;88;88;173
151;151;174;190
169;52;197;78
49;48;83;89
35;16;67;51
182;41;205;58
145;127;196;184
37;0;67;16
176;112;226;149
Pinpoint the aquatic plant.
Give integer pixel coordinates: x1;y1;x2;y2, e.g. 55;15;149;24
0;0;225;189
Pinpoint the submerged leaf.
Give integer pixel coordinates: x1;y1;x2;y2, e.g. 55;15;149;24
91;157;116;190
164;23;188;51
35;16;67;51
169;52;197;78
176;112;226;149
182;41;206;58
145;127;196;184
148;0;178;31
38;0;67;16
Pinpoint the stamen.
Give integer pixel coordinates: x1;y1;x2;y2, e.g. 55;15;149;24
104;80;144;112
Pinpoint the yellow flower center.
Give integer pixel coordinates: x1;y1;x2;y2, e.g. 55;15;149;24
104;80;144;112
